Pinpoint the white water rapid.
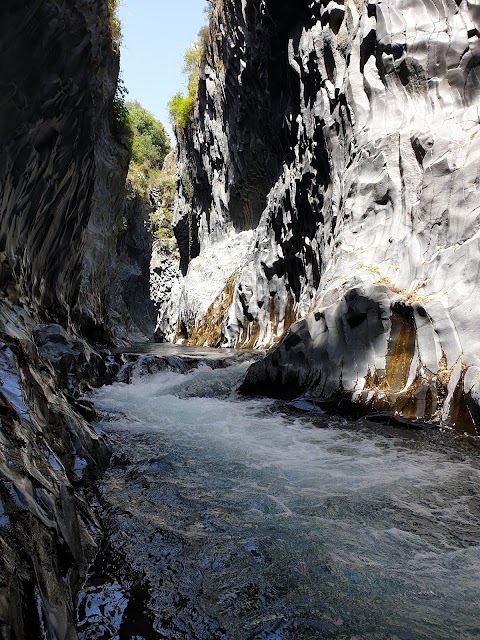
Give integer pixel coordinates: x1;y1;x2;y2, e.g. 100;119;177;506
78;357;480;640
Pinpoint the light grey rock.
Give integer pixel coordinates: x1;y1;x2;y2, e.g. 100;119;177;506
161;149;178;177
173;0;480;432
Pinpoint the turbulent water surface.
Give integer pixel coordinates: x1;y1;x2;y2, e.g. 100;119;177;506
78;352;480;640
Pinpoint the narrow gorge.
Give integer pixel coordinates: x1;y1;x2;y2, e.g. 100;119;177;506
1;0;480;638
165;0;480;433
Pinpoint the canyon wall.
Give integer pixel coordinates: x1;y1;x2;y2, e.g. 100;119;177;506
115;184;158;341
0;0;145;636
0;0;131;342
173;0;480;433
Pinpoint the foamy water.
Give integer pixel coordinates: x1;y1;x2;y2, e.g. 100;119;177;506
79;360;480;639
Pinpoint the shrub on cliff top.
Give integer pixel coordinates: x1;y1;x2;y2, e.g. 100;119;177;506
168;92;196;130
168;33;205;130
108;0;121;42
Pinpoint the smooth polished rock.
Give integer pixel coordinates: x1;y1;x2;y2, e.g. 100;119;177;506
173;0;480;432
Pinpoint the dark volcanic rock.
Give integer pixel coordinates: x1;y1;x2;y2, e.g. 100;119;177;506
114;186;158;341
0;0;129;342
0;325;112;640
0;0;136;637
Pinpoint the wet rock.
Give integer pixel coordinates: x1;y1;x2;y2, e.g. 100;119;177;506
0;328;111;640
0;0;136;635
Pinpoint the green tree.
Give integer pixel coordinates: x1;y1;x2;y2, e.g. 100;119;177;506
127;101;171;169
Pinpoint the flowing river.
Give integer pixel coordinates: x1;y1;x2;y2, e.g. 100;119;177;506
77;351;480;640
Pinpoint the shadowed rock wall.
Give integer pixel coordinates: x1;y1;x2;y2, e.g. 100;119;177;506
114;185;158;341
175;0;480;432
172;0;313;345
0;0;129;341
0;1;134;637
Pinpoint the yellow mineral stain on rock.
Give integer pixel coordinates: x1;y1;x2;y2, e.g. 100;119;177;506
179;279;302;349
385;306;416;392
238;319;260;349
283;294;297;334
357;261;381;275
354;304;477;433
269;294;276;325
182;274;236;347
436;355;454;386
267;292;298;346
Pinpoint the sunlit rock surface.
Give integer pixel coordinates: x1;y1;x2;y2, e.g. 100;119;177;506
149;152;183;342
150;240;182;342
174;0;480;432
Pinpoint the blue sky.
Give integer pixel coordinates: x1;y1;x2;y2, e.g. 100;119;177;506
118;0;208;145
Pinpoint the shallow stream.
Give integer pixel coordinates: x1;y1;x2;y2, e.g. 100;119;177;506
77;350;480;639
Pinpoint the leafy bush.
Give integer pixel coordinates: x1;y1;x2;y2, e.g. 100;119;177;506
127;163;150;199
108;0;121;42
183;39;204;73
153;174;176;210
168;33;206;130
116;97;175;244
112;78;134;150
146;175;176;244
124;102;172;200
148;207;175;244
168;92;196;130
128;101;171;169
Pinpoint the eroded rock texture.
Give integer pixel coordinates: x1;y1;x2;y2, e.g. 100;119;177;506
174;0;480;432
0;0;136;636
149;153;183;342
0;314;114;640
115;185;158;341
0;0;130;342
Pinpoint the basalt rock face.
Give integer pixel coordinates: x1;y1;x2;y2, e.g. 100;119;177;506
114;185;158;341
0;316;115;640
0;1;133;637
175;0;480;432
0;0;129;341
149;152;183;342
150;239;182;342
174;0;310;346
